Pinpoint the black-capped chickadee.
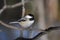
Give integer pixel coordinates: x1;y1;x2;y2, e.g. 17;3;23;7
9;14;34;28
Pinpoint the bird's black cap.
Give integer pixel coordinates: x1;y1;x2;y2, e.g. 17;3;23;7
28;14;34;18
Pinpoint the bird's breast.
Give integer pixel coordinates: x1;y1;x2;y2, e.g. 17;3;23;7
19;20;34;28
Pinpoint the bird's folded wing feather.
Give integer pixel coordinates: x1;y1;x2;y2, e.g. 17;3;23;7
17;18;26;22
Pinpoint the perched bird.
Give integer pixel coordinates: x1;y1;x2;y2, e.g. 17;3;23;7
9;14;34;28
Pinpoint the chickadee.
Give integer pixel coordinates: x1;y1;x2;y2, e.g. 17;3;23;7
9;14;34;28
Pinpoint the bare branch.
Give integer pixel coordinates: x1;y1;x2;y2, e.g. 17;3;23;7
0;21;22;30
33;26;60;40
7;2;22;8
0;1;30;14
0;5;6;14
22;0;25;17
6;1;30;8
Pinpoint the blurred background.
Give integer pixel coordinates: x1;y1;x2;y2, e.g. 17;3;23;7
0;0;60;40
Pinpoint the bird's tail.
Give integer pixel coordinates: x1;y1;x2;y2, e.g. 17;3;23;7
9;22;19;24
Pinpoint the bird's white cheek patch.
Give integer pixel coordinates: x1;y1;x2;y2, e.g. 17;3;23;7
25;15;32;18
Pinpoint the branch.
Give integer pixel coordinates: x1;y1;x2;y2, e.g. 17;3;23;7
14;26;60;40
5;0;30;8
32;26;60;40
0;21;22;30
0;5;6;14
0;0;7;14
7;2;22;8
0;1;30;14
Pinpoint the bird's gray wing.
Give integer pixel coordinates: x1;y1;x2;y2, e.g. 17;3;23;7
9;18;26;24
17;18;26;22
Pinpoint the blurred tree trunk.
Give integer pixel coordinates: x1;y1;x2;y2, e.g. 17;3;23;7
44;0;58;40
46;0;59;40
31;0;58;40
46;0;58;27
32;0;48;40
